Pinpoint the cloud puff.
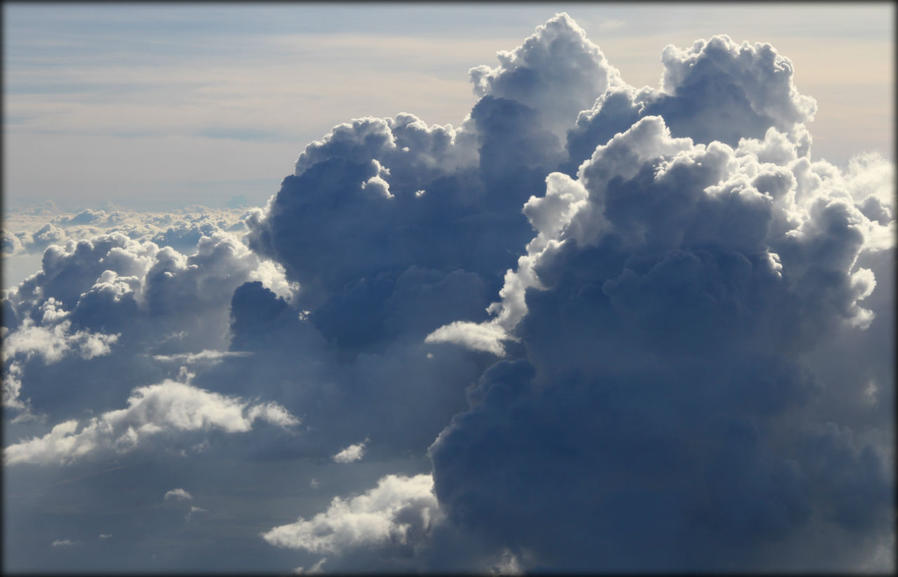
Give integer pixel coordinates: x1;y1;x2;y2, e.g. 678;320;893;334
332;438;368;464
293;557;327;574
163;488;193;502
50;539;75;548
567;34;816;165
425;320;510;356
470;13;621;141
3;316;119;365
2;300;120;410
4;380;298;466
262;474;439;555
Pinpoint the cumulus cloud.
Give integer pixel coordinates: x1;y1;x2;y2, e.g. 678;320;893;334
332;438;368;463
241;13;894;572
566;34;816;167
262;474;440;555
428;112;893;570
164;488;193;502
2;224;294;416
2;301;120;410
3;207;250;257
470;12;621;141
4;380;298;466
3;317;119;365
3;11;893;575
425;320;511;356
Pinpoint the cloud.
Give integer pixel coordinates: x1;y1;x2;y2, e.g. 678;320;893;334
428;111;893;569
2;224;294;415
425;320;510;356
51;539;75;548
2;206;250;259
3;12;893;575
152;350;252;365
566;34;817;166
5;380;298;466
488;549;525;575
262;474;440;555
293;558;327;574
470;13;621;141
3;316;119;365
186;505;207;521
163;488;193;501
332;438;368;463
2;302;120;410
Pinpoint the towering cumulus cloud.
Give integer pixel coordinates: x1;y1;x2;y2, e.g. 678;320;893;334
425;19;893;571
2;12;893;574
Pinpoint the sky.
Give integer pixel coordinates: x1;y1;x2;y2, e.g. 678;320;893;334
2;4;896;574
3;3;893;211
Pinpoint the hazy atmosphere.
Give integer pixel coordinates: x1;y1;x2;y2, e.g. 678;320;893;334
3;4;895;573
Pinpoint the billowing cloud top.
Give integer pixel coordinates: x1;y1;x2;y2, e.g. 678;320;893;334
2;12;893;575
469;13;622;140
262;474;439;555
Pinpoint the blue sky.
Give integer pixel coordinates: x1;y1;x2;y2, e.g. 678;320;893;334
3;3;893;211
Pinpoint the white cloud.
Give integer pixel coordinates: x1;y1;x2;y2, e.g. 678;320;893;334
293;558;327;574
262;474;440;555
470;12;622;140
2;318;119;365
489;549;525;575
2;311;120;409
425;320;510;356
332;438;368;463
4;380;299;466
152;350;252;364
164;488;193;501
186;505;207;521
51;539;75;547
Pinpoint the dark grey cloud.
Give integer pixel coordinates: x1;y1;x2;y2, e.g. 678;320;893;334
428;114;893;571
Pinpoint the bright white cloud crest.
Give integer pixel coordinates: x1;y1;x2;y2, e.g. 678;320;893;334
4;380;298;466
262;474;440;554
332;438;368;463
164;488;193;502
